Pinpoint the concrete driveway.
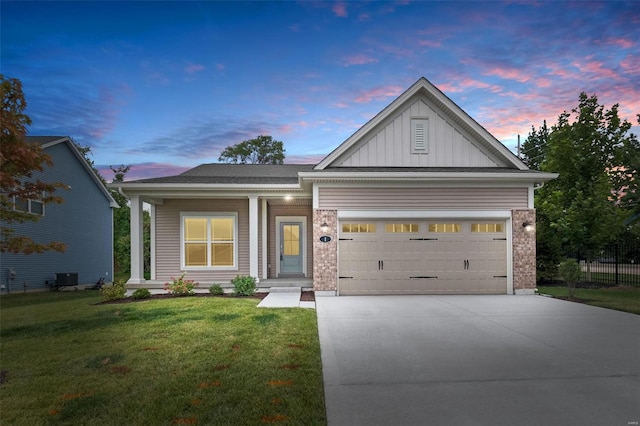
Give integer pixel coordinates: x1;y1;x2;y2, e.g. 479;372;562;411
316;295;640;426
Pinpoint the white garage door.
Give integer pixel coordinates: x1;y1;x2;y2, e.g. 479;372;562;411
338;220;507;295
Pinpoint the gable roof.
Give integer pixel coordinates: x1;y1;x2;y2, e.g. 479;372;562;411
27;136;118;208
315;77;528;171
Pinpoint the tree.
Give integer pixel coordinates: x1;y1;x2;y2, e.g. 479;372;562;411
0;75;68;254
529;93;639;278
218;135;285;164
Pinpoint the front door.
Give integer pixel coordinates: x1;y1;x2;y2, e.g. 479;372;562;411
280;222;303;275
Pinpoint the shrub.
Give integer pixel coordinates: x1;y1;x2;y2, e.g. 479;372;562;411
558;258;581;299
101;280;127;301
132;288;151;299
165;273;198;296
209;284;224;295
232;275;256;296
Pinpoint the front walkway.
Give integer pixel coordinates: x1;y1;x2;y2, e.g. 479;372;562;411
316;295;640;425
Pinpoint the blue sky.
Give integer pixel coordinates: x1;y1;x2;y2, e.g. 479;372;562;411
2;1;638;181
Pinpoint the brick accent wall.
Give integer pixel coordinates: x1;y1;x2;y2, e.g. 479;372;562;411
312;209;338;292
512;209;536;293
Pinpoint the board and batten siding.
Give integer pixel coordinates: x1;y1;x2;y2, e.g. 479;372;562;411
318;187;528;210
155;199;258;283
335;96;502;168
267;204;313;279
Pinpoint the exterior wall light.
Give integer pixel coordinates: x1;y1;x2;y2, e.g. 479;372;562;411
523;222;534;232
320;222;329;233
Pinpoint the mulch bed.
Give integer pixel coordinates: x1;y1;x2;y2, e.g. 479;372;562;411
99;291;315;304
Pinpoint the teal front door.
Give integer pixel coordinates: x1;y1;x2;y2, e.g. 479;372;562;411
280;222;303;275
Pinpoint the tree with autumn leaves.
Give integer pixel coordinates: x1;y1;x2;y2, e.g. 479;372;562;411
0;75;69;254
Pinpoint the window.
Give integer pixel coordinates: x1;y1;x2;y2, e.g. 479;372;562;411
342;223;376;233
412;118;429;153
385;223;418;233
182;214;237;268
428;223;461;233
471;223;504;233
13;196;44;216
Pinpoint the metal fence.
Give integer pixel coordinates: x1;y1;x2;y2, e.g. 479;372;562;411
580;241;640;287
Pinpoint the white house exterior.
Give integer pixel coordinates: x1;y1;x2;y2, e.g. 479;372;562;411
113;78;557;295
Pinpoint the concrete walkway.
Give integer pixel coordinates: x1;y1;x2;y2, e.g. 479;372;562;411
316;295;640;426
257;287;315;308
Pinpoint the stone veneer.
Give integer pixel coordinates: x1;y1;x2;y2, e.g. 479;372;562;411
312;209;338;293
512;209;537;294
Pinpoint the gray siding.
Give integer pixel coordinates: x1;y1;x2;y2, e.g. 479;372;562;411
318;187;528;210
335;96;503;168
0;142;114;291
155;199;253;283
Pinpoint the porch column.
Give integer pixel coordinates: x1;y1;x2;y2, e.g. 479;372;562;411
128;195;145;284
261;198;268;279
249;196;259;279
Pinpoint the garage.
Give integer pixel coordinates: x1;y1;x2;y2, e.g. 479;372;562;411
338;220;507;295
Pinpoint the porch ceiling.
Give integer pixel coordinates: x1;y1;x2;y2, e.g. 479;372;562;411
267;198;312;206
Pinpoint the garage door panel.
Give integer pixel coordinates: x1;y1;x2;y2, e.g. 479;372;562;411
338;219;507;295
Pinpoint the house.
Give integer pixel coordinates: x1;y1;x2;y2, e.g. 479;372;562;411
1;136;118;292
113;77;557;295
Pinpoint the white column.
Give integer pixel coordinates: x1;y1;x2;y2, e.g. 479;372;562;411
261;198;268;280
249;196;259;279
150;204;156;280
128;195;145;284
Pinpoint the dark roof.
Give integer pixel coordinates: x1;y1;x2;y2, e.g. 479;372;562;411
128;163;316;184
317;167;542;174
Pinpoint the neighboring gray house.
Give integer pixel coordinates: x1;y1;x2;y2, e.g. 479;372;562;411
1;136;118;292
114;77;558;295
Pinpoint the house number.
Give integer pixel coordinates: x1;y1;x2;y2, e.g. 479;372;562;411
319;235;332;243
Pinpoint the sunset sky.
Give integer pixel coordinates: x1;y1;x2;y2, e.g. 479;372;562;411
2;1;638;181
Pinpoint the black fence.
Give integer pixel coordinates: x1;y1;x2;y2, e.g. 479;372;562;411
579;241;640;287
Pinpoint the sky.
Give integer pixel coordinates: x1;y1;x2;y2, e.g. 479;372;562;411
2;1;639;181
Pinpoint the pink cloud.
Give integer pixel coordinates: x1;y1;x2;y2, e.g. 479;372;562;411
439;78;502;94
332;2;348;17
353;85;404;103
603;38;635;49
341;54;379;67
185;63;205;74
484;66;531;83
572;58;619;80
418;40;441;48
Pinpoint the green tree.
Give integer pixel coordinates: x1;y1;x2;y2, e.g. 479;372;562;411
0;75;68;254
521;120;549;170
218;135;285;164
532;93;639;278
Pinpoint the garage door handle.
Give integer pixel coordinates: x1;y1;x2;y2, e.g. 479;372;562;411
339;276;354;279
339;238;353;241
409;238;438;241
493;238;507;241
378;260;384;270
410;276;438;279
493;275;507;278
464;260;469;270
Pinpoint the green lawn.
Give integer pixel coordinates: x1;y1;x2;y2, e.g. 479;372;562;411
0;291;326;425
537;286;640;315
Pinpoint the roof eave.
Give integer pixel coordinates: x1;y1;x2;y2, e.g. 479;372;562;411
299;171;558;183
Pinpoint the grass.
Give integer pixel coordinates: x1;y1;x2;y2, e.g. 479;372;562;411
0;291;326;425
538;285;640;315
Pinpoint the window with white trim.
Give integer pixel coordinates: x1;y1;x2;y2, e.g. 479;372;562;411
182;213;237;269
13;196;44;216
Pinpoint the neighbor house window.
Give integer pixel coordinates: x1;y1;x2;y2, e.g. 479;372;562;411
182;213;237;269
342;223;377;233
385;223;418;233
13;196;44;216
428;223;461;233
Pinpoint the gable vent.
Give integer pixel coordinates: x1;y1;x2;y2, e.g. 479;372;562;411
412;118;429;153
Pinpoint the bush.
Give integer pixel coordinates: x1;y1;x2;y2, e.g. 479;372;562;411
132;288;151;299
232;275;256;296
164;273;197;296
558;258;581;299
101;280;127;301
209;284;224;295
